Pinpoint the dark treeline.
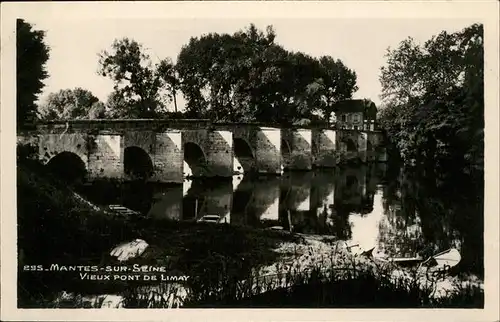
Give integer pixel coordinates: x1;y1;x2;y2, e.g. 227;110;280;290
16;19;50;130
19;21;358;127
377;24;484;172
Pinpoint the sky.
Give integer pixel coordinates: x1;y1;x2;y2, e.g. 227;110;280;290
19;12;478;111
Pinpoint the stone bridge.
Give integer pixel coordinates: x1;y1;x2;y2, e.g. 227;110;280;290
17;119;387;184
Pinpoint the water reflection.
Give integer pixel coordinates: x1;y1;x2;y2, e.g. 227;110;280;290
378;167;483;277
82;163;483;277
112;167;385;234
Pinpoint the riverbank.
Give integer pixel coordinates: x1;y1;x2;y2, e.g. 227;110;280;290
17;157;301;307
233;235;484;308
17;157;484;308
38;233;484;308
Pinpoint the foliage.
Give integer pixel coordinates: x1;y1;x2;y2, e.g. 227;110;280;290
378;23;483;169
97;38;178;118
317;56;359;120
157;58;179;113
87;101;108;119
16;19;50;129
38;88;105;120
176;24;357;124
103;91;130;118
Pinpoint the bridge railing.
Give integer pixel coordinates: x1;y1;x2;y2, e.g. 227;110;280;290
36;119;331;129
31;119;382;133
35;119;212;132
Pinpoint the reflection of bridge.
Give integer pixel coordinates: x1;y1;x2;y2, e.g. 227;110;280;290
141;165;386;229
18;119;387;184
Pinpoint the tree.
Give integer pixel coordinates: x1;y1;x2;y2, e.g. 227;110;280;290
38;88;102;120
379;38;425;107
177;25;271;121
104;90;132;118
378;23;484;170
176;24;358;124
16;19;50;130
87;101;108;119
318;56;358;121
157;58;179;113
97;38;177;118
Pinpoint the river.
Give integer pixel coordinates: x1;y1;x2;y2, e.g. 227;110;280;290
81;162;484;278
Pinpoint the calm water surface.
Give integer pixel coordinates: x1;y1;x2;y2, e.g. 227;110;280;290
83;163;483;277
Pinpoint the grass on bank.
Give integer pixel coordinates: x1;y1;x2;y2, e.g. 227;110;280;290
188;270;484;308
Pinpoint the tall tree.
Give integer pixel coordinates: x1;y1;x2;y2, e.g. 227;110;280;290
176;24;358;124
157;58;179;113
38;88;101;120
16;19;50;130
318;56;358;121
379;37;425;107
97;38;176;118
378;23;484;169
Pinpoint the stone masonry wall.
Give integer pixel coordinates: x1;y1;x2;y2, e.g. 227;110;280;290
153;132;183;183
312;129;337;168
87;134;123;180
282;129;312;171
206;130;234;177
38;133;89;166
254;127;281;174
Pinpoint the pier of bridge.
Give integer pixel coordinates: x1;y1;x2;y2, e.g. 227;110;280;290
17;119;387;184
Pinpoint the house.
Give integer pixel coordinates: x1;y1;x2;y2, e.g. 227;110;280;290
332;99;378;130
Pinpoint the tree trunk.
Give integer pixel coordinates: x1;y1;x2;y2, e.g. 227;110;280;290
173;90;178;113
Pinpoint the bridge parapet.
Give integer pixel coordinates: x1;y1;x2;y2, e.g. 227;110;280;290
34;119;212;134
30;119;384;135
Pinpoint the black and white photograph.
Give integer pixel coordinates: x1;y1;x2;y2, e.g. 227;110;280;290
1;1;499;321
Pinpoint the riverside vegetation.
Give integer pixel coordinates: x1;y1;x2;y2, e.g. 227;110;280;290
17;148;483;308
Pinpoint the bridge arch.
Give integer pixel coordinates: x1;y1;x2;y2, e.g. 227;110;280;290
342;137;358;152
346;174;359;188
124;146;154;180
46;151;87;184
184;142;206;177
233;138;254;173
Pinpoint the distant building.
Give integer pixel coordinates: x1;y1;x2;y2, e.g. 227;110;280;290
332;99;378;130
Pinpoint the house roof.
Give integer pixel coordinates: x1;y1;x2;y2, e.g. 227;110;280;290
334;99;366;113
333;99;378;118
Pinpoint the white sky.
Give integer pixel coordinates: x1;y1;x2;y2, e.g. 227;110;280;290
19;12;478;110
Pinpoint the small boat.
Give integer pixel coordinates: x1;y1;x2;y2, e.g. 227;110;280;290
197;215;230;224
362;247;461;272
418;248;461;274
108;204;141;216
